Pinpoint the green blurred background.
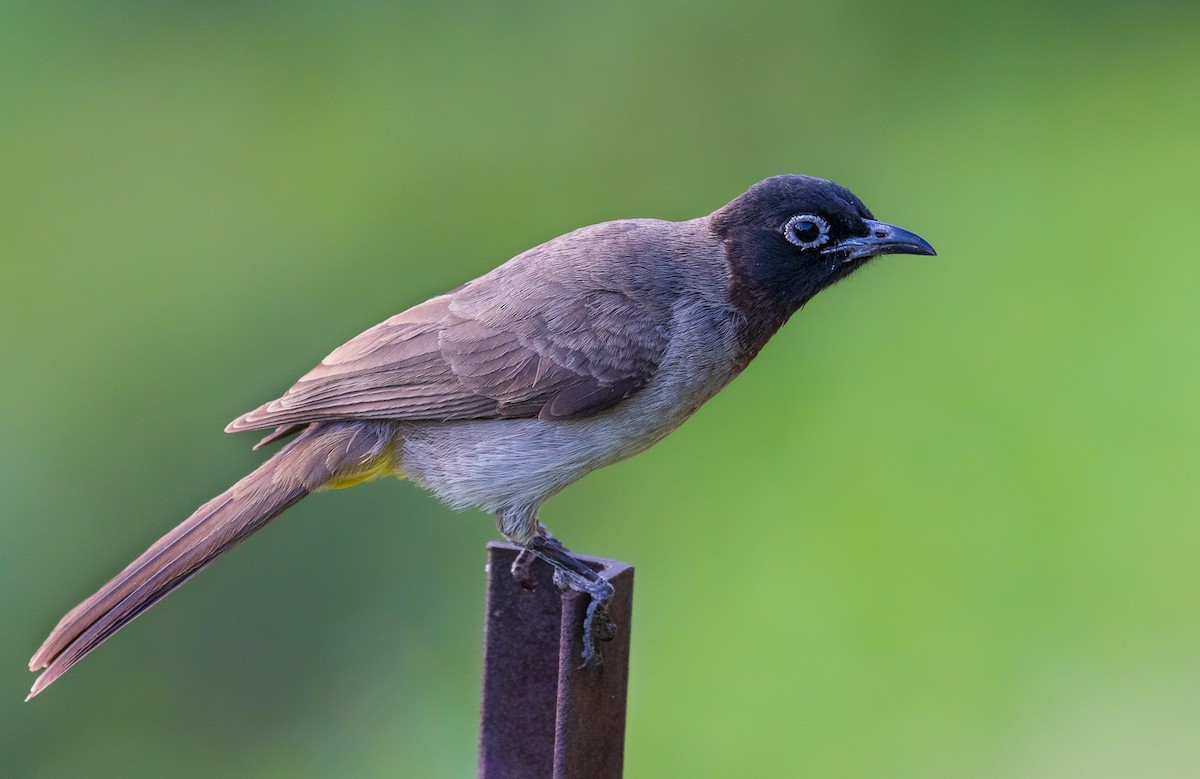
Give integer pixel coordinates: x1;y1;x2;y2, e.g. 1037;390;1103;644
3;1;1199;776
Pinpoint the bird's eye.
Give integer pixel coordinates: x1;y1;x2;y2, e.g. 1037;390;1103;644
783;214;830;249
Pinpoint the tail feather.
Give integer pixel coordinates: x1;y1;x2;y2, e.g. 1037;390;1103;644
27;421;395;700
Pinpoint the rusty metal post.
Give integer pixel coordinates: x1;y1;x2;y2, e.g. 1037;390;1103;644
478;542;634;779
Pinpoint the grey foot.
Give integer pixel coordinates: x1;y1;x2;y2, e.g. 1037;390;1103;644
530;536;618;668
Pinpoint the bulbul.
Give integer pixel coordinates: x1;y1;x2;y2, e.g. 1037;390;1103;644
27;174;934;700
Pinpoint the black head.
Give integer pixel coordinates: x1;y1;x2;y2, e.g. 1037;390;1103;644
711;174;935;364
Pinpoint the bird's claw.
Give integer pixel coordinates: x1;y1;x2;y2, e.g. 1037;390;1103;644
578;596;617;669
510;548;539;591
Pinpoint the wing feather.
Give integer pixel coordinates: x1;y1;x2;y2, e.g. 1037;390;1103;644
227;226;675;432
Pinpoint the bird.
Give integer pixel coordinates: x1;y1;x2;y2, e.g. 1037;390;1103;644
27;174;935;700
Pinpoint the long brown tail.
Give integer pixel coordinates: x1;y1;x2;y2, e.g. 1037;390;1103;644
27;421;395;700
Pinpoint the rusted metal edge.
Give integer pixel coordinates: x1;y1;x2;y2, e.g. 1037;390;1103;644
478;542;634;779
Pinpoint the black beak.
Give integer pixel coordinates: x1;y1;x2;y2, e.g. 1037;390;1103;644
826;219;936;262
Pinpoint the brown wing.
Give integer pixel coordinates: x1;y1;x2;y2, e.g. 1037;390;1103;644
227;260;671;432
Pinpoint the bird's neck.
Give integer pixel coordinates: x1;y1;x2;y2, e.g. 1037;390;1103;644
720;235;819;371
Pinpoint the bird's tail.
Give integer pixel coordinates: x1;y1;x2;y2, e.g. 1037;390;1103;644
27;421;397;700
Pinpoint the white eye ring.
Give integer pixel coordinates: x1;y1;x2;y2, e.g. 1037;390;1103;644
782;214;831;249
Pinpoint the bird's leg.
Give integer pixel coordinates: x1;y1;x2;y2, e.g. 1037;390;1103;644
498;509;616;667
527;534;617;668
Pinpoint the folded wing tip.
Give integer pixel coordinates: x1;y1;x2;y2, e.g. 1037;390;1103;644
28;641;54;672
26;670;53;701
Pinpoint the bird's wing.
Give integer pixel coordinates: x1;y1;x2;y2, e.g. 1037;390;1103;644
227;253;672;432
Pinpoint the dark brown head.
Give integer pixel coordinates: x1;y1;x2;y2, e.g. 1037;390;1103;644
711;174;935;365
